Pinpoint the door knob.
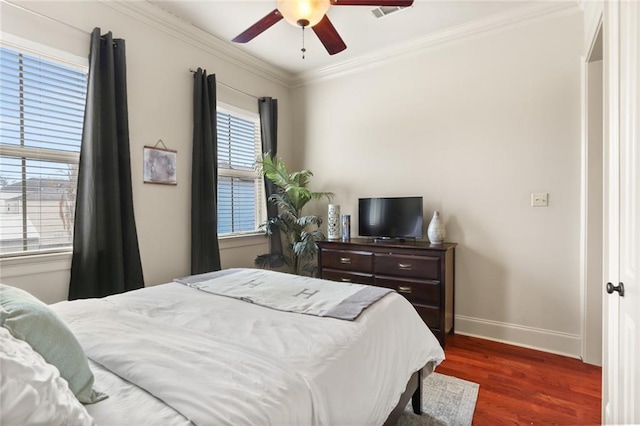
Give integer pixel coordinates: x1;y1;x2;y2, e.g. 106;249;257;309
606;282;625;297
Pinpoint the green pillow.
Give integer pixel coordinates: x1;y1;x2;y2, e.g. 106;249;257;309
0;284;106;404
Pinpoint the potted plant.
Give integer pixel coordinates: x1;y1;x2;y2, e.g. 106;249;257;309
254;154;333;276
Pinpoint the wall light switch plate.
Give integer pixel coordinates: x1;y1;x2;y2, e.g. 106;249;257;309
531;192;549;207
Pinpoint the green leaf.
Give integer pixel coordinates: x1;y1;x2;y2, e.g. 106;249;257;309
297;215;322;228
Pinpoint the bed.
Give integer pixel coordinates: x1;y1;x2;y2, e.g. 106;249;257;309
1;268;445;425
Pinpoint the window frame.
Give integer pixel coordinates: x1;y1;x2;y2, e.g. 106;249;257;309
0;40;88;259
216;102;266;238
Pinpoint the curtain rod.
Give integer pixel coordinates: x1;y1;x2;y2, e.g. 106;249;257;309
189;69;260;101
2;0;90;36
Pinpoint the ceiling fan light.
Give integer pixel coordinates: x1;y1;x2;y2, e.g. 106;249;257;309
277;0;330;28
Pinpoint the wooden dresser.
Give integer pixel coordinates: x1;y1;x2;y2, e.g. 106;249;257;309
317;238;456;347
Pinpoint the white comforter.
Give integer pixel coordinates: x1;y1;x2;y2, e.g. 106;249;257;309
52;271;444;425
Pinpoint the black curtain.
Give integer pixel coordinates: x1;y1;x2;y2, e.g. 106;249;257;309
69;28;144;300
191;68;221;274
258;97;282;256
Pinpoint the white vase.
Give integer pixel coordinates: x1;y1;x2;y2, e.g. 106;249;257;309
327;204;340;239
427;211;446;244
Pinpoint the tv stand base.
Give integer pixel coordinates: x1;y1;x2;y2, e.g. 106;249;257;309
374;237;414;244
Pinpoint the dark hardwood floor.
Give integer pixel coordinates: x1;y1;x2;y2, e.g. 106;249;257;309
436;334;602;425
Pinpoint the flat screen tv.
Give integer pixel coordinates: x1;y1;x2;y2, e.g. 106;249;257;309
358;196;423;240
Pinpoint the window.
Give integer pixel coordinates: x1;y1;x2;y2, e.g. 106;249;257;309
0;46;87;256
216;106;265;235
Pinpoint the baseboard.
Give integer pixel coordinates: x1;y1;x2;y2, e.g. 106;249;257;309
454;315;582;359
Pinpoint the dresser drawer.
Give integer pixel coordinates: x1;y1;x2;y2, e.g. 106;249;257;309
321;249;373;273
321;269;374;285
374;254;440;280
413;304;441;330
375;276;440;306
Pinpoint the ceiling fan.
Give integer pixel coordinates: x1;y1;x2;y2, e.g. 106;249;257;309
232;0;414;56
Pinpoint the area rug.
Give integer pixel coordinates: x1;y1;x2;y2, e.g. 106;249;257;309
397;372;479;426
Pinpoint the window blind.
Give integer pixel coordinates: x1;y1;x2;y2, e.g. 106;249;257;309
216;109;263;235
0;46;87;255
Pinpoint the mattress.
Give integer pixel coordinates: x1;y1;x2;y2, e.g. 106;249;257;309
51;269;445;425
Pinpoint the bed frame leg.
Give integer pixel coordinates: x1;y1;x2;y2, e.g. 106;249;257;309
411;368;423;415
382;368;424;426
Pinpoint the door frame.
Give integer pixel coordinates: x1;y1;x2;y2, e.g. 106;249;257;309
580;8;603;366
580;13;604;365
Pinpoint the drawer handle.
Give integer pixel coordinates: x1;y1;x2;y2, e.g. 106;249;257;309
398;286;412;294
339;257;352;264
341;278;352;283
398;263;412;271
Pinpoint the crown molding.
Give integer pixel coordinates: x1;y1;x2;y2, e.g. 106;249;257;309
101;1;294;89
101;1;580;90
580;0;603;55
292;1;581;88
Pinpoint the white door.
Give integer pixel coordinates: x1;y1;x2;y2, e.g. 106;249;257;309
603;0;640;423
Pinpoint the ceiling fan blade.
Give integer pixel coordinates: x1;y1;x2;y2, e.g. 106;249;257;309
331;0;413;6
312;15;347;55
232;9;283;43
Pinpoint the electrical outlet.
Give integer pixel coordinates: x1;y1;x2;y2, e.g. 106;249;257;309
531;192;549;207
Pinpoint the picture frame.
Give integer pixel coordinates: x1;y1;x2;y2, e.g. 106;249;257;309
143;145;177;185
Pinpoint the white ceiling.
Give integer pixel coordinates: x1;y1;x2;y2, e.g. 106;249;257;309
148;0;567;76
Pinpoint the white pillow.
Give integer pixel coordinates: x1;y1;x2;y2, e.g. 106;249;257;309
0;326;96;426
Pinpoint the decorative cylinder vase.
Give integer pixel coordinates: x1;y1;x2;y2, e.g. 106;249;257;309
327;204;341;240
427;211;446;244
341;214;351;241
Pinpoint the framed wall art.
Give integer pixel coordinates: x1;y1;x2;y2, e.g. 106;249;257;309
143;140;177;185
